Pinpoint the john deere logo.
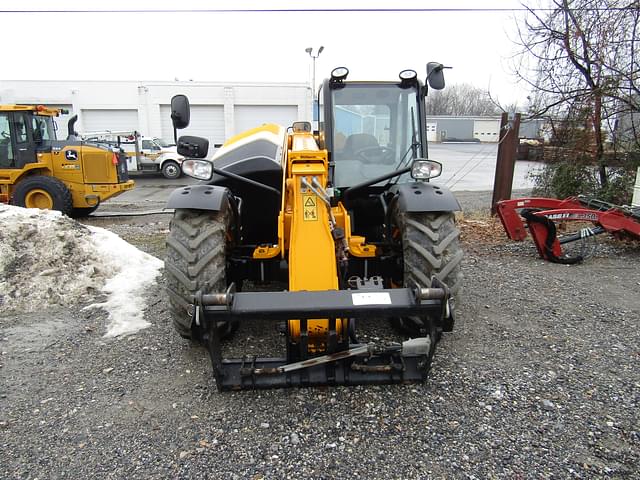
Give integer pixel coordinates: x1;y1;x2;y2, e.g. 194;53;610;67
65;150;78;161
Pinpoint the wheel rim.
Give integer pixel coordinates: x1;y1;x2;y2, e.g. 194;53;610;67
164;163;179;178
25;189;54;209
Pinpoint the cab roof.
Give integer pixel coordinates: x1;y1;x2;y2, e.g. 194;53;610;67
0;104;63;116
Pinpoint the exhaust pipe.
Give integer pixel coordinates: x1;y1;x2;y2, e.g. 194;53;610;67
67;115;78;140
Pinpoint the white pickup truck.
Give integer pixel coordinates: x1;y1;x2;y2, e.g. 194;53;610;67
83;132;185;179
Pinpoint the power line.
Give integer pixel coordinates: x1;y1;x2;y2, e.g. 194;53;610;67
0;7;636;14
445;125;512;190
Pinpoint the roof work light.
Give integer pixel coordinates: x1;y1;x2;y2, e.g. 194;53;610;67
330;67;349;84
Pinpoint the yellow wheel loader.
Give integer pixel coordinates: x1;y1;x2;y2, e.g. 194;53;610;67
0;105;134;217
165;65;463;390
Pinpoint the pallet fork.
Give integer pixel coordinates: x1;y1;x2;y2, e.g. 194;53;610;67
194;278;452;391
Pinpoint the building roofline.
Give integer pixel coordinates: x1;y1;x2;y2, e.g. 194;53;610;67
0;79;308;88
425;115;545;122
426;115;502;120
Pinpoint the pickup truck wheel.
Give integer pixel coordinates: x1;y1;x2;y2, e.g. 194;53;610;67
161;160;181;179
13;175;73;216
390;205;463;338
165;208;238;341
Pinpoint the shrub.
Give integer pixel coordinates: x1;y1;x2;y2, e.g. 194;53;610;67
530;156;639;205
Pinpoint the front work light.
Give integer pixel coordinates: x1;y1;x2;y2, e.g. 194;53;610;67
181;159;213;181
292;121;312;133
411;159;442;180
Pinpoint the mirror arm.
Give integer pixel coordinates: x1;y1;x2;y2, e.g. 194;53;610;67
341;165;412;204
212;167;281;197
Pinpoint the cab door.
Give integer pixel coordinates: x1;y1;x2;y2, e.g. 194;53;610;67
140;138;161;166
10;112;37;168
0;112;14;168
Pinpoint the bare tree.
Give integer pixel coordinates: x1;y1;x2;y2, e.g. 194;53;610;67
426;83;502;116
511;0;640;186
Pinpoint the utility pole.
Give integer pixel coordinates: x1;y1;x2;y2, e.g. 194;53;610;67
491;112;521;214
305;46;324;99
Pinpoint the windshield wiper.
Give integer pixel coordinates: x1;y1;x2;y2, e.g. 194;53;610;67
386;107;419;186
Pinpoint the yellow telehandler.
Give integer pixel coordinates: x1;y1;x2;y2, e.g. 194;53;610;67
0;105;134;216
165;65;463;390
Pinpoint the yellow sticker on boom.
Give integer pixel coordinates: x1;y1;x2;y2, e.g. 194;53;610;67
303;194;318;221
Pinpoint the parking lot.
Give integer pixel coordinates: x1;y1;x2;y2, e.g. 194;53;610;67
99;175;198;208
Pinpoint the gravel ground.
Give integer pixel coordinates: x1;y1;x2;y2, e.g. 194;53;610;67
1;190;639;479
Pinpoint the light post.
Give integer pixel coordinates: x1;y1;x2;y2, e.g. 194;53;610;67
305;46;324;99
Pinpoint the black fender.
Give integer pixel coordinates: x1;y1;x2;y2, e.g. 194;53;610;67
389;182;461;213
166;184;230;212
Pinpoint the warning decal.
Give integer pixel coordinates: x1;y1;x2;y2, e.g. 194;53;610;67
303;195;318;221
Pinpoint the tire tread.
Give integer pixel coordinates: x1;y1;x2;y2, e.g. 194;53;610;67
165;209;231;340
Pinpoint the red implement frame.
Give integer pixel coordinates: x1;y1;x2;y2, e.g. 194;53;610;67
496;197;640;263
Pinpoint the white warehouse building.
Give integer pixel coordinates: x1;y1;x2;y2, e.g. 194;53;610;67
0;80;311;155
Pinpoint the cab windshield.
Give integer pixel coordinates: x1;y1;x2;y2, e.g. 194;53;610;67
331;84;423;187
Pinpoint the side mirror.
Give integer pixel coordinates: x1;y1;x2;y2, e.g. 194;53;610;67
177;135;209;159
426;62;446;91
171;94;190;130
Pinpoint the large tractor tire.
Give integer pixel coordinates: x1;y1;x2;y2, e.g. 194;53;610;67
13;175;73;216
165;208;237;341
391;205;463;338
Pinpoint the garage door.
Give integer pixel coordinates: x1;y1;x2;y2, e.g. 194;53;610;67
42;104;73;140
473;119;500;142
81;109;139;134
234;105;298;136
160;104;225;156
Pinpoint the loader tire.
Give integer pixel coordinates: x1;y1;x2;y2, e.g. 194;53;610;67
392;206;463;337
69;205;100;218
13;175;73;216
165;208;237;341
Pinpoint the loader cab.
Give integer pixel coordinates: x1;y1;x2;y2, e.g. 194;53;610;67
0;109;56;169
319;70;428;190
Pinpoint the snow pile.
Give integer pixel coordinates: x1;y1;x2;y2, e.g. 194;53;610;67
0;205;163;337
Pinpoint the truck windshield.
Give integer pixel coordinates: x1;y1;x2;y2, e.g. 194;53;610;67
155;138;174;148
331;84;423;188
32;114;56;142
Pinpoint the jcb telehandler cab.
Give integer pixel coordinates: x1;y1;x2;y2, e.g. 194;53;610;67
0;105;133;216
165;65;463;390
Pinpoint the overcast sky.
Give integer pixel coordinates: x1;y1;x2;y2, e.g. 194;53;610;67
2;0;530;104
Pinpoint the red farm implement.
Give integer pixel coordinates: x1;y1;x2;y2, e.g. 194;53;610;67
496;196;640;264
